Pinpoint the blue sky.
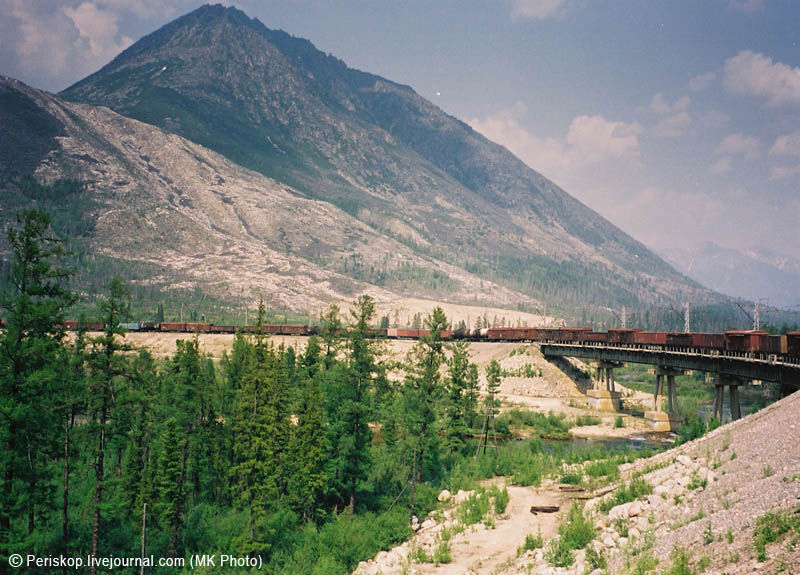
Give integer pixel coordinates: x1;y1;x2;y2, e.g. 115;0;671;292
2;0;799;258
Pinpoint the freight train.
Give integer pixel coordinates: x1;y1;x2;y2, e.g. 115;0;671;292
28;321;798;362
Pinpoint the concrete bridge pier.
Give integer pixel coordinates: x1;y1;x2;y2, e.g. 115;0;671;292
587;361;623;411
646;367;683;431
713;374;745;422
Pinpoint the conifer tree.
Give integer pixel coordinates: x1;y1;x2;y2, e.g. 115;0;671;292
464;363;480;430
401;307;449;518
0;210;75;573
444;340;471;453
230;301;290;553
323;295;381;514
86;278;131;574
286;372;327;521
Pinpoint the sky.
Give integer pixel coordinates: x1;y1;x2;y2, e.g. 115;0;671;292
1;0;799;260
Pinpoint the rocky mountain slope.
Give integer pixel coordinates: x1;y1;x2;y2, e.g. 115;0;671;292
50;3;722;320
1;75;532;313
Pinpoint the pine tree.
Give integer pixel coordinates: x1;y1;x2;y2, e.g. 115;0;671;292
322;295;381;514
230;302;290;553
0;210;75;573
401;307;449;519
443;340;471;453
464;363;480;430
320;304;342;369
286;373;327;521
85;278;131;574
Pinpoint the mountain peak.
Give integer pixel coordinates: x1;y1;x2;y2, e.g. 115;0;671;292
54;5;723;321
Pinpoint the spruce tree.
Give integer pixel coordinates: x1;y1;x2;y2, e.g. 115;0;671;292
85;278;130;574
401;307;449;519
444;340;471;453
322;295;381;514
0;210;75;573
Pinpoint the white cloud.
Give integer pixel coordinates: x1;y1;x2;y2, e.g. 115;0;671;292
715;133;760;160
469;102;570;180
723;50;800;106
769;164;800;181
710;133;760;176
9;0;77;77
710;156;732;175
64;2;132;60
688;71;716;92
566;114;642;163
510;0;566;20
469;103;641;188
701;110;730;129
769;131;800;157
727;0;765;13
649;94;691;138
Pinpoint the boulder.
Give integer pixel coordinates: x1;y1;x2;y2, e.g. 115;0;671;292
420;518;436;531
411;515;420;531
609;502;631;521
438;489;452;502
603;536;616;548
676;454;692;466
454;490;472;503
628;500;643;517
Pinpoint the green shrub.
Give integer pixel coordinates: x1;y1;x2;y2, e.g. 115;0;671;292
586;545;607;570
558;503;595;551
517;532;544;555
599;478;653;512
585;459;619;478
753;508;800;562
703;522;714;545
458;491;490;526
574;415;601;426
559;471;583;485
615;415;625;428
545;537;575;568
432;541;451;565
668;545;694;575
687;471;707;490
492;485;510;515
632;552;658;575
614;517;629;538
514;466;542;487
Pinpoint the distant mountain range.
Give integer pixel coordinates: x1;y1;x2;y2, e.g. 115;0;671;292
661;242;800;310
1;4;730;325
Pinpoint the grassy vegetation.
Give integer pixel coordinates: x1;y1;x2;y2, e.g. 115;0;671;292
545;503;595;568
753;507;800;562
495;409;571;439
598;478;653;513
517;532;544;555
574;414;602;426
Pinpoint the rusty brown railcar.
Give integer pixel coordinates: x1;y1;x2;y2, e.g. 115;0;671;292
633;331;667;345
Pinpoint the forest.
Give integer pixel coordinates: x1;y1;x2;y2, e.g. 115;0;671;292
0;209;513;574
1;210;679;574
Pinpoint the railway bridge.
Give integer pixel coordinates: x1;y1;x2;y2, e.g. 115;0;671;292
540;343;800;431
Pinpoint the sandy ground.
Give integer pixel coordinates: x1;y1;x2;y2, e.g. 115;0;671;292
427;482;566;575
355;479;573;575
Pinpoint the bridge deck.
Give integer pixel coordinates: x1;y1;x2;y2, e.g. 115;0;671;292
540;343;800;386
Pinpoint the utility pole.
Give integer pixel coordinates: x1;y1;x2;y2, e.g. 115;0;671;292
754;297;760;330
684;302;691;333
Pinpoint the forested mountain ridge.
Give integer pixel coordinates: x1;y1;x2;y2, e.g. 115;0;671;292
52;3;724;323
